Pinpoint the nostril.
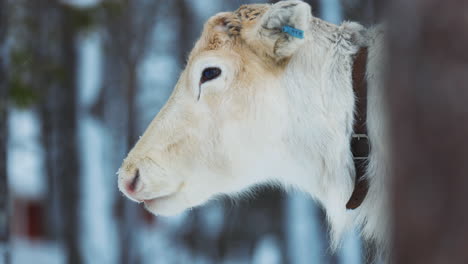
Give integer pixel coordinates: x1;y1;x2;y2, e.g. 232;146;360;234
128;169;140;192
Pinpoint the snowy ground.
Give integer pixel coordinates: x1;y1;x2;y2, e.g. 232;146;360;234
11;239;65;264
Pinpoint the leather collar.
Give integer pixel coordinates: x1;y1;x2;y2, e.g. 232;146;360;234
346;47;370;210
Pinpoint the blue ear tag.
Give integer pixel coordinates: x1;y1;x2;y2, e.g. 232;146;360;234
282;25;304;39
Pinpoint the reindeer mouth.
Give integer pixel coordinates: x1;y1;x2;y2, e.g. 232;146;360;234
142;182;186;209
141;190;191;217
143;193;175;206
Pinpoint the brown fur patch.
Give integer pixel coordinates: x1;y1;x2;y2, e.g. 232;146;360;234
207;33;225;50
202;4;269;48
235;4;268;22
187;4;288;73
223;15;242;37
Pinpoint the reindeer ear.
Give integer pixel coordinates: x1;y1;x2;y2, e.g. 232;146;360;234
243;1;312;61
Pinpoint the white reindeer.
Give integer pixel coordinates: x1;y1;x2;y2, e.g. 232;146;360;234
118;0;388;259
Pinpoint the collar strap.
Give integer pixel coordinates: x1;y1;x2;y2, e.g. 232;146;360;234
346;47;370;210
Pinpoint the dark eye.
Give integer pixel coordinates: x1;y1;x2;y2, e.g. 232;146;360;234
200;67;222;84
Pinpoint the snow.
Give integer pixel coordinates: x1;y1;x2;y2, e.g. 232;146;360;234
7;109;45;198
11;239;65;264
252;235;282;264
7;1;366;263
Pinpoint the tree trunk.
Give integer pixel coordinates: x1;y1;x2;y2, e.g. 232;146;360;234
117;63;142;264
55;4;83;264
100;36;137;264
387;1;468;263
29;0;63;241
175;0;194;67
0;0;10;262
40;98;61;241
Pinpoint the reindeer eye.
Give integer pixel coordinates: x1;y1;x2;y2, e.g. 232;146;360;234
200;67;222;84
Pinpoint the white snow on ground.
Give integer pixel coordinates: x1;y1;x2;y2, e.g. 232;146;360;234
7;109;45;199
252;235;282;264
11;239;65;264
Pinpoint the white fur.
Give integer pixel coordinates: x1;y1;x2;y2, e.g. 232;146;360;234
118;0;388;260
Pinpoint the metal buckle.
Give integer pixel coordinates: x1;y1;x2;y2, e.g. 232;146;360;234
352;134;368;140
352;134;370;159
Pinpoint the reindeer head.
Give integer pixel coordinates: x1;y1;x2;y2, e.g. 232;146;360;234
118;1;312;216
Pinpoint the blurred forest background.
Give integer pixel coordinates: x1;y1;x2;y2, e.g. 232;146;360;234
0;0;413;263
